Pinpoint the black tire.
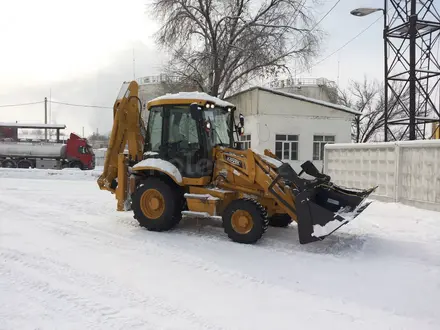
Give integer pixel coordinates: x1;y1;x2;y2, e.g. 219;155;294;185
69;161;82;169
2;159;17;168
132;177;183;231
17;160;33;169
222;198;269;244
268;214;293;227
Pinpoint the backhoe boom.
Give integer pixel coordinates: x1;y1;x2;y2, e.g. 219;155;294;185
97;81;145;210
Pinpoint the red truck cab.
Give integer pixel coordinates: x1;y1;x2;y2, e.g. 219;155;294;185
65;133;95;169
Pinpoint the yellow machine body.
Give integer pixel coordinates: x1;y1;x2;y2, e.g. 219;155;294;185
98;81;376;245
433;122;440;139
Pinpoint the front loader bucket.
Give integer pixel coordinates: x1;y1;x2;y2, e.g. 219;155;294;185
295;185;375;244
274;162;377;244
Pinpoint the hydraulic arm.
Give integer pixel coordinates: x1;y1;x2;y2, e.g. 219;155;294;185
97;81;145;210
211;146;376;243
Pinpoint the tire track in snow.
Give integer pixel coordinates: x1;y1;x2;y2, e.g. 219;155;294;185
2;181;440;329
4;189;438;269
0;247;228;330
0;265;150;330
1;194;276;291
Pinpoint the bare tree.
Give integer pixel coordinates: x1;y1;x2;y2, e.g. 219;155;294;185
337;77;414;143
151;0;323;98
87;132;109;142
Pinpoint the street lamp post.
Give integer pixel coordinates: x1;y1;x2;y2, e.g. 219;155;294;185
350;5;388;142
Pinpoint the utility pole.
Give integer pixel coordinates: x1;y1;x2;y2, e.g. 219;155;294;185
49;88;52;125
383;1;388;142
351;0;440;141
44;97;48;141
383;0;440;140
408;0;417;140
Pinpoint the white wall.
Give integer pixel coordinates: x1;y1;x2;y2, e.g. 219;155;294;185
249;114;352;172
323;140;440;212
230;88;355;173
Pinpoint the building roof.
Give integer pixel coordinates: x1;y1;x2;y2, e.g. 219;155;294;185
226;86;361;116
0;122;66;129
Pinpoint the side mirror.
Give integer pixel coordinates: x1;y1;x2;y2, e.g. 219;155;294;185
238;114;245;135
190;103;202;121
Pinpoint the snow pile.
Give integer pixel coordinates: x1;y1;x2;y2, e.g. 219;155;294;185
252;149;283;168
312;202;371;238
144;151;158;156
133;158;182;183
0;167;103;181
184;193;219;201
149;91;234;108
259;154;283;168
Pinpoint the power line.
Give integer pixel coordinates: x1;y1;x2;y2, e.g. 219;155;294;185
50;101;112;109
292;0;342;47
0;100;113;109
0;101;44;108
296;14;383;76
310;0;342;32
269;0;342;84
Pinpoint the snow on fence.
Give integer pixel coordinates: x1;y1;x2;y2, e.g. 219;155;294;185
323;140;440;212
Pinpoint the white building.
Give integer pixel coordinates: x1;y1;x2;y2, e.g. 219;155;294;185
225;86;360;172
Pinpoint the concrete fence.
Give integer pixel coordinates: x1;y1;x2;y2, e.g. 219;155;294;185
323;140;440;212
93;148;107;167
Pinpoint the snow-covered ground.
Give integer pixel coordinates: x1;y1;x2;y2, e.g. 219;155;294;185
1;168;439;330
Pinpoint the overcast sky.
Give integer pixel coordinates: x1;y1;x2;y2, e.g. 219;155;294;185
0;0;387;137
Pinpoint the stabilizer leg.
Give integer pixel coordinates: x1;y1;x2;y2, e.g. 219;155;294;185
116;153;128;211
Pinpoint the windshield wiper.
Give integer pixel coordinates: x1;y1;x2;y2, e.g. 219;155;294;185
207;118;224;146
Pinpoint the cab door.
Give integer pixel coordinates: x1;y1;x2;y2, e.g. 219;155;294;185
164;105;212;178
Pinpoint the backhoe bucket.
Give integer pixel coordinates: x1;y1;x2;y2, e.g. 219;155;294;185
275;162;377;244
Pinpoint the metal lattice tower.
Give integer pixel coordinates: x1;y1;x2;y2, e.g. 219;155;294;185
384;0;440;140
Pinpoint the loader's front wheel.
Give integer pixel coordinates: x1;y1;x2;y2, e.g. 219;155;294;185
132;177;182;231
268;214;293;227
222;198;269;244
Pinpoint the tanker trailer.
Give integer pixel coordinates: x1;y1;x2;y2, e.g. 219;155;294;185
0;133;95;170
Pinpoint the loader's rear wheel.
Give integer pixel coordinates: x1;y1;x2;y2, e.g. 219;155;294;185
132;177;182;231
222;198;269;244
269;214;293;227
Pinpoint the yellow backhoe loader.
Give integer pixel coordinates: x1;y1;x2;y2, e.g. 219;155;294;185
97;81;377;245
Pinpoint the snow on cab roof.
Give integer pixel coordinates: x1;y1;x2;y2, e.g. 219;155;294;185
147;91;235;109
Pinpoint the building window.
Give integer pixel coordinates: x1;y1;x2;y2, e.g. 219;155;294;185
275;134;298;160
313;135;335;160
238;134;251;149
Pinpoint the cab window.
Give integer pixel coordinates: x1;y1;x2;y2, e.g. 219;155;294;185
146;107;163;152
168;106;199;146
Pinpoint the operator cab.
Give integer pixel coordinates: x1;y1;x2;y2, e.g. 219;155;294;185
144;93;243;178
